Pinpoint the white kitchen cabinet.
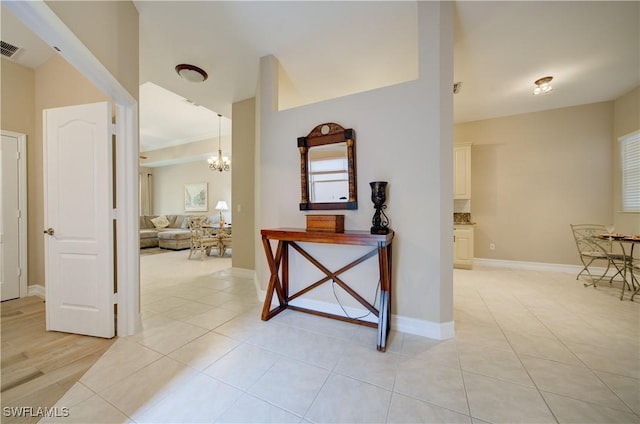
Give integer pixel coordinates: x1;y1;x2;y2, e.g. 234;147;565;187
454;144;471;199
454;225;474;269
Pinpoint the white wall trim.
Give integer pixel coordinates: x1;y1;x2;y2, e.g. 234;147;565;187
258;289;455;340
393;314;455;340
28;284;45;299
115;103;141;336
229;267;257;279
474;257;613;276
226;267;261;303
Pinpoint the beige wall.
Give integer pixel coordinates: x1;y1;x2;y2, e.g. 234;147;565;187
258;2;455;336
454;102;615;265
231;98;256;271
46;0;139;99
152;161;231;218
1;59;35;137
612;86;640;235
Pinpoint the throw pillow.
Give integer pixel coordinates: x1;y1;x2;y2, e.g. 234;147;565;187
150;215;169;229
181;217;190;229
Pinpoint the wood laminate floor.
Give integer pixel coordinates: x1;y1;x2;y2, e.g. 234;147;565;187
0;296;116;423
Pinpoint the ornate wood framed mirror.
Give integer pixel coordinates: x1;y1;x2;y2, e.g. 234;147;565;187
298;123;357;210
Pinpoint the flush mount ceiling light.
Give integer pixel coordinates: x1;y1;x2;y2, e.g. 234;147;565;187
533;76;553;95
175;64;208;83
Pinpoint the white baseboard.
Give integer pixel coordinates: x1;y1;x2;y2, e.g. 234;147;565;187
474;258;612;275
227;267;262;303
393;315;455;340
28;284;45;299
229;267;256;279
257;288;454;340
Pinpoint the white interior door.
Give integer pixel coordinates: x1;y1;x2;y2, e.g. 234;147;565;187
0;134;20;301
44;102;115;338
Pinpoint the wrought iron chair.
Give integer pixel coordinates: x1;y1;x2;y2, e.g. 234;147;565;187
630;259;640;300
570;224;627;287
188;216;217;260
614;239;640;300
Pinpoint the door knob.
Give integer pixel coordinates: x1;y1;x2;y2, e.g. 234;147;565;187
44;228;55;236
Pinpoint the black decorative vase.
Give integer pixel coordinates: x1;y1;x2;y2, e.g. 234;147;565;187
370;181;390;235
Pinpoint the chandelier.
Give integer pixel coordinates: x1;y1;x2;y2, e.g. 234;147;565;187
208;113;230;172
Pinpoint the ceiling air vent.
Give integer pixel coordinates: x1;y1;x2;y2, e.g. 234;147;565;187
1;40;21;58
183;98;201;107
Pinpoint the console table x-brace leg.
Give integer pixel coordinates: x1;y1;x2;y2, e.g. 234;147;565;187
261;237;381;322
260;238;288;320
288;242;380;317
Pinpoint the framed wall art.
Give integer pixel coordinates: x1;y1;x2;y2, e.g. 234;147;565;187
184;182;208;212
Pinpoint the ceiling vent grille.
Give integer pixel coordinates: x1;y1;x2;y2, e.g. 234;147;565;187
1;40;20;58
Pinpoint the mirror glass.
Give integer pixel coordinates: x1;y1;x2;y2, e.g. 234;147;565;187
308;143;348;203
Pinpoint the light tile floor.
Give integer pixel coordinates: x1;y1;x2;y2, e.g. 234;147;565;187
43;251;639;423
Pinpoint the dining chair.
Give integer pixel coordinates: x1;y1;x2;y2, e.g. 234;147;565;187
188;216;217;260
217;231;232;257
570;224;627;287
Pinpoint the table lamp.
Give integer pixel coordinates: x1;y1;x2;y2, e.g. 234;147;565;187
215;200;228;228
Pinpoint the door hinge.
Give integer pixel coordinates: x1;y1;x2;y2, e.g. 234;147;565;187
112;293;118;304
111;124;117;135
17;267;22;277
110;209;118;220
17;209;21;219
16;151;21;160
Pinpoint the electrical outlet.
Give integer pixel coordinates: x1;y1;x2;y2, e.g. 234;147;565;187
489;243;495;250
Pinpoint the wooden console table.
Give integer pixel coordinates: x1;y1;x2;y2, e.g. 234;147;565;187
260;228;394;351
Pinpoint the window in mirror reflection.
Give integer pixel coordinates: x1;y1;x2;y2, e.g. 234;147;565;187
308;143;348;202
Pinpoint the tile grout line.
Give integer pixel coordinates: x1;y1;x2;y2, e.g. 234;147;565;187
475;288;561;424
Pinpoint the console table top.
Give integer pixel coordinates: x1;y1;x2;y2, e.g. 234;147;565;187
261;228;394;247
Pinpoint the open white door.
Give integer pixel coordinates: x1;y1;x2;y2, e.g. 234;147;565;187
44;102;115;338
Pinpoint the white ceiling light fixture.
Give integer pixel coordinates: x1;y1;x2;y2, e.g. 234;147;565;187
175;63;208;83
208;114;230;172
533;76;553;95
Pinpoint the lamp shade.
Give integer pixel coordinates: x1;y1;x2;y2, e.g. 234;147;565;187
215;201;229;211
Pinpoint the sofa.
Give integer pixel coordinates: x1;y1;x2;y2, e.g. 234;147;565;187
139;215;192;250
